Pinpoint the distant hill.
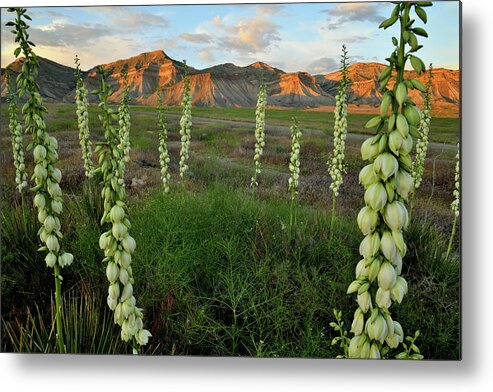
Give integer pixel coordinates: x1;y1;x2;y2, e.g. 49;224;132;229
1;50;459;116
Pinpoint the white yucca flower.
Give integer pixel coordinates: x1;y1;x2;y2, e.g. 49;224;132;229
179;61;192;189
411;64;433;191
328;44;349;199
451;143;460;217
6;73;28;192
95;67;150;351
288;118;302;230
251;80;267;189
157;90;171;193
74;55;94;178
288;118;302;195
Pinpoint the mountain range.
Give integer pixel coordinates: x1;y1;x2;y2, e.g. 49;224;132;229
1;50;459;116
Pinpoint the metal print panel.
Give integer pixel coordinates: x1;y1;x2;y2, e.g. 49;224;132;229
0;1;461;359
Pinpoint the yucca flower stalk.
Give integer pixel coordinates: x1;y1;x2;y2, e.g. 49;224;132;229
251;79;267;190
118;68;131;172
8;7;73;353
446;143;460;260
6;72;28;193
345;1;431;359
74;54;94;178
157;89;171;193
410;64;433;218
179;60;192;190
328;44;349;235
288;118;302;231
93;66;151;353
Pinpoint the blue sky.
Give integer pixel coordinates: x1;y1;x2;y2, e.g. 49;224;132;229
1;2;460;73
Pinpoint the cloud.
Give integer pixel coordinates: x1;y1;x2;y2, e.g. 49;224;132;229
28;23;111;48
211;15;280;55
179;33;212;44
322;3;385;30
255;4;284;17
197;48;215;63
306;57;339;74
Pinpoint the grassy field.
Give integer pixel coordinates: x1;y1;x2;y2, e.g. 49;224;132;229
0;102;460;358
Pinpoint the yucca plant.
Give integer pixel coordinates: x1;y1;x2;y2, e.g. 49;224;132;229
327;44;349;235
250;78;267;190
7;7;73;353
343;1;432;359
410;64;433;218
288;118;302;231
6;71;28;193
157;88;171;193
446;143;460;260
117;67;132;174
179;60;192;190
74;54;94;178
93;66;151;353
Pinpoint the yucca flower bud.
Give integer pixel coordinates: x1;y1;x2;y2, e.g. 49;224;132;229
395;169;413;200
369;342;381;359
366;313;388;344
373;153;399;181
359;164;379;187
122;235;136;254
33;145;47;161
380;231;397;262
364;182;388;211
382;201;406;231
46;234;60;253
378;262;396;290
251;79;267;189
58;252;73;267
110;205;125;223
51;199;63;214
390;276;408;304
375;287;391;308
357;291;372;313
357;206;379;235
356;259;370;279
112;222;128;240
106;262;119;283
351;307;365;335
359;232;381;259
361;138;379;161
45;252;57;268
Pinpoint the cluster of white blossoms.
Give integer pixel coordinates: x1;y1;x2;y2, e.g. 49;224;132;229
157;90;171;193
117;69;132;182
6;74;27;192
74;55;94;178
179;61;192;185
95;67;151;350
451;143;459;217
251;81;267;189
288;119;302;196
328;45;349;197
346;1;432;359
411;65;433;190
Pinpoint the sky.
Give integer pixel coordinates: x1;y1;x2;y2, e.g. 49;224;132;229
0;2;460;73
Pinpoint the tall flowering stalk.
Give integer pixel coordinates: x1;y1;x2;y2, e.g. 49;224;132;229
328;44;349;235
6;72;28;192
179;60;192;190
345;2;431;359
8;7;73;353
446;143;460;260
74;54;94;178
410;64;433;218
251;79;267;190
157;89;171;193
93;67;151;352
118;68;131;165
288;118;302;231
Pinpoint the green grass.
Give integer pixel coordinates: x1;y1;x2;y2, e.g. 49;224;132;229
1;185;460;358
